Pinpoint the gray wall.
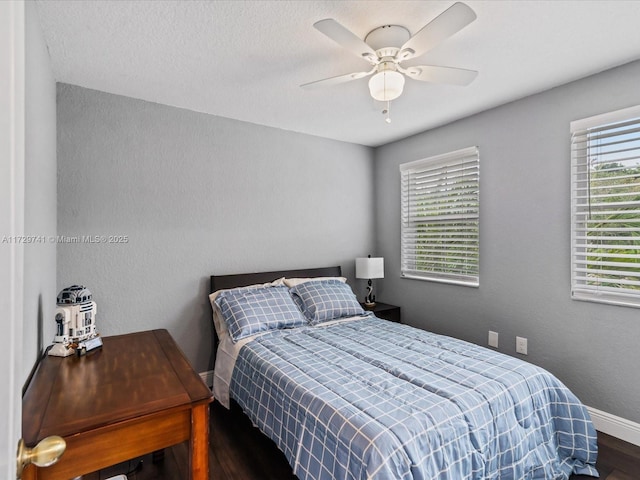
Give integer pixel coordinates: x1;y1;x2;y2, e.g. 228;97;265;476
374;59;640;423
23;0;57;384
57;84;375;373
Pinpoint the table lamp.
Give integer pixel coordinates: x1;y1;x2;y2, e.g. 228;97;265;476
355;256;384;307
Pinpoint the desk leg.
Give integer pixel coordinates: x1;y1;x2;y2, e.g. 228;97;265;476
189;403;209;480
22;464;37;480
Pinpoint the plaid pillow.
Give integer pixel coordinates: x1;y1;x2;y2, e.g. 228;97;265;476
215;286;307;342
290;279;365;325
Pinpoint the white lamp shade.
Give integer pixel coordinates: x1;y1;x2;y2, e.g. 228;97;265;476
368;71;404;101
356;257;384;279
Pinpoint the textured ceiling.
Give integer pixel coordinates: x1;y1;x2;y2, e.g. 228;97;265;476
35;0;640;147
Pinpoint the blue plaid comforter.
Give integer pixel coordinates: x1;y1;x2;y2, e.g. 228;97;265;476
230;317;598;479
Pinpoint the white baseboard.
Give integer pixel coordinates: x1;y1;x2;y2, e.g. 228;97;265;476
199;369;214;389
587;406;640;446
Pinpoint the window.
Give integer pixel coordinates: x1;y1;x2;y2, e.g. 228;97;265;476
400;146;479;287
571;105;640;308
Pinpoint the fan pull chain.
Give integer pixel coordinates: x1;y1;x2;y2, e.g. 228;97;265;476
382;101;392;124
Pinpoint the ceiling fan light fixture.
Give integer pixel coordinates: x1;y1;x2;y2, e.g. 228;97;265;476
306;3;479;117
368;70;405;102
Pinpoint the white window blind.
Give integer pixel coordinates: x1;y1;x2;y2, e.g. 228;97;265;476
400;146;479;287
571;104;640;308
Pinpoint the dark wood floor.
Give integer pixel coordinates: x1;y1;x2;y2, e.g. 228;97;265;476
86;401;640;479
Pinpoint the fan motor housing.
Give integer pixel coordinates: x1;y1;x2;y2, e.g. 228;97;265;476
365;25;411;58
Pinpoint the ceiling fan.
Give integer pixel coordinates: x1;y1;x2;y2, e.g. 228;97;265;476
301;2;478;122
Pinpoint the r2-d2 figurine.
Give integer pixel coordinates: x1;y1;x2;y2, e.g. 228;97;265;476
49;285;101;357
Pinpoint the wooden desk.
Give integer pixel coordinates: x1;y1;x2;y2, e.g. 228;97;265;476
22;329;213;480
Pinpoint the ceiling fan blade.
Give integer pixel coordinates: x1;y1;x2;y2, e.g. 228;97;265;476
301;69;375;89
313;19;378;63
398;2;476;61
400;65;478;86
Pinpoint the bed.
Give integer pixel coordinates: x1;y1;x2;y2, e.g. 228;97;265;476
209;266;598;480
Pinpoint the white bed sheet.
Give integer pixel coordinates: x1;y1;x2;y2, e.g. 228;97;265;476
213;333;249;408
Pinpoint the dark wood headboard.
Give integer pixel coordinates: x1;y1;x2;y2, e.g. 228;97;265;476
210;266;342;293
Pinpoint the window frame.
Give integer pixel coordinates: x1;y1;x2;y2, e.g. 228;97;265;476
570;104;640;308
400;146;480;287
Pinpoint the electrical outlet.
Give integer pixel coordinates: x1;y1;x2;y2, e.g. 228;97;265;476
488;331;499;348
516;336;528;355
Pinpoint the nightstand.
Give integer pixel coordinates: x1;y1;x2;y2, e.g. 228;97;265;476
361;302;401;323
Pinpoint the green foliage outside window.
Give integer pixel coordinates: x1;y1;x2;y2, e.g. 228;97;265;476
586;161;640;289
